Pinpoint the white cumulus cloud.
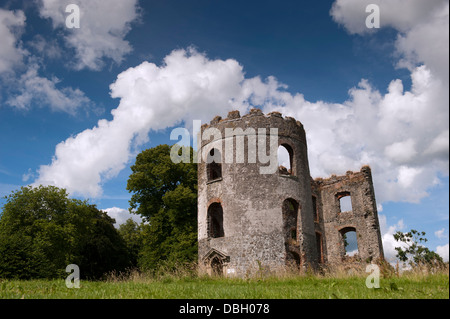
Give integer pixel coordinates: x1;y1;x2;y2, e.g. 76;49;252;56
435;228;447;240
1;8;92;114
330;0;449;81
436;243;449;262
0;8;26;73
103;207;142;227
321;0;448;203
38;0;140;70
379;216;450;264
260;64;448;203
6;63;91;114
34;48;247;197
34;43;449;204
33;0;448;207
378;214;407;264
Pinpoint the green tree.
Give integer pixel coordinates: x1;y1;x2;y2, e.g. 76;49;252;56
0;185;130;279
0;186;72;279
118;218;143;267
74;205;131;279
394;229;444;267
127;144;197;270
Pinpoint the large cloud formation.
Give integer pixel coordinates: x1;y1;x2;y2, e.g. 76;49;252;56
0;7;91;113
35;1;448;208
6;63;91;113
1;0;140;113
328;0;449;204
38;0;140;70
35;48;248;197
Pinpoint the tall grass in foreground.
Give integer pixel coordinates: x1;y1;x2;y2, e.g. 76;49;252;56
106;259;449;283
1;262;448;299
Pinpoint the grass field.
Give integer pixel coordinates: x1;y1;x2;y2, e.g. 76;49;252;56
1;269;448;299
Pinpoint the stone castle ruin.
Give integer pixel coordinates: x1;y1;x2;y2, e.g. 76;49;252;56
197;109;384;276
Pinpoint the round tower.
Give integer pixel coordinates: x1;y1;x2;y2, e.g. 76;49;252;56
197;109;318;276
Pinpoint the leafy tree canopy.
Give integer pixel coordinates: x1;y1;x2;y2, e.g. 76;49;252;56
0;185;130;279
127;144;198;270
394;229;444;267
118;218;143;267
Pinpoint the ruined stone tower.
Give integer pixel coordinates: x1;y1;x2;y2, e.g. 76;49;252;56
311;167;384;264
197;109;383;277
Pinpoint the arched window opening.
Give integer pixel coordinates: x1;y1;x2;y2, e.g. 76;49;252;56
340;227;359;261
337;192;352;213
282;198;299;246
207;202;224;238
278;144;294;175
207;148;222;181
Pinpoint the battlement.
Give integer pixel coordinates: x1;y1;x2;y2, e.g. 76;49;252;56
200;109;307;148
312;165;373;189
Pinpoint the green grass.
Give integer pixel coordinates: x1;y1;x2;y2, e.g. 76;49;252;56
1;272;448;299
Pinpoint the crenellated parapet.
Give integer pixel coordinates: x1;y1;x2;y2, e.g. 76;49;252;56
199;109;306;149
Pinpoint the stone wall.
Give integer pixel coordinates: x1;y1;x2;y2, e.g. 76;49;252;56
198;109;318;277
197;110;384;277
312;166;384;264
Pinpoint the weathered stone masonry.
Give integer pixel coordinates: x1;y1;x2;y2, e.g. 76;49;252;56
311;167;384;265
198;109;384;277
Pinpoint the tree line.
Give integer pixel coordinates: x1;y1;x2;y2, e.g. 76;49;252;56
0;145;197;280
0;144;444;280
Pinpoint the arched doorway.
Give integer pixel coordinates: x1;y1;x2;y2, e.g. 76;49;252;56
282;198;300;268
210;256;223;276
202;249;230;277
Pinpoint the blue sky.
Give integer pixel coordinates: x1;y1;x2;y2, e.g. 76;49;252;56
0;0;448;263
